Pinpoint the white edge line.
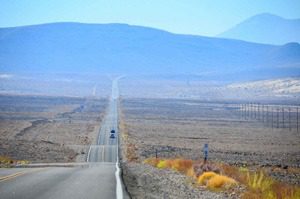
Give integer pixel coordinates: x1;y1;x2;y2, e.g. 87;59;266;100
115;159;123;199
87;146;92;162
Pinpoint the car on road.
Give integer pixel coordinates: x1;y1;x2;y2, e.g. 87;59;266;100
111;130;115;134
110;134;115;139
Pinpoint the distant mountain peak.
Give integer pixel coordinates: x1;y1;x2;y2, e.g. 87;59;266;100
218;13;300;45
252;13;283;19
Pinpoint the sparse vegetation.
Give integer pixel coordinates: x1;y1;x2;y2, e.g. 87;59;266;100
0;155;29;167
144;158;237;190
0;95;107;163
242;170;300;199
122;98;300;198
144;157;300;198
219;163;300;199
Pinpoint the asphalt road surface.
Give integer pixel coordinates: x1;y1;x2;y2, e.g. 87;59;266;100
87;84;119;162
0;78;127;199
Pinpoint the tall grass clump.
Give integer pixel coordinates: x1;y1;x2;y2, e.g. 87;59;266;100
220;163;300;199
242;170;300;199
144;158;237;190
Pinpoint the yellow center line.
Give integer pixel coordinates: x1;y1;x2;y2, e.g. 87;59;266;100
0;168;48;182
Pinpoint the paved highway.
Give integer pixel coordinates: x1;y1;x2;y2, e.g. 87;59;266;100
0;78;127;199
87;79;119;162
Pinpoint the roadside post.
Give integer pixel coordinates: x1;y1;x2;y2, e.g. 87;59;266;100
203;143;208;163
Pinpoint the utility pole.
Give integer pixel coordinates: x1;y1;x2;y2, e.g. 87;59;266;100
239;104;243;119
266;105;269;126
282;107;285;129
297;107;299;133
251;103;253;119
244;104;246;119
277;108;279;128
262;104;264;123
243;104;245;119
254;103;257;119
258;103;260;121
272;107;274;129
289;107;291;131
246;103;248;119
247;103;249;119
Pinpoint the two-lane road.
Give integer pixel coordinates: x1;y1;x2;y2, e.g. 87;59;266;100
0;165;116;199
0;78;127;199
87;82;119;162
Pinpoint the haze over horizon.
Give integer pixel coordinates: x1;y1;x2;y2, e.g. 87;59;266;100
1;0;300;36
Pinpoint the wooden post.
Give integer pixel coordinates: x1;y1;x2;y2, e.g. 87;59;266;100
204;144;208;164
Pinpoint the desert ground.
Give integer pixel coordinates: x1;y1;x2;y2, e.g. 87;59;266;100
0;95;107;163
119;98;300;198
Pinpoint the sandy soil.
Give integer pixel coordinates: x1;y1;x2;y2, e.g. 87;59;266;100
121;98;300;167
0;95;107;163
119;98;300;198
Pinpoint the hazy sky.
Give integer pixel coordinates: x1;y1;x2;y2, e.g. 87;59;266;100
1;0;299;36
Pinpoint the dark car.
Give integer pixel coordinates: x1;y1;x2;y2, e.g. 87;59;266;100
110;134;115;139
111;130;115;134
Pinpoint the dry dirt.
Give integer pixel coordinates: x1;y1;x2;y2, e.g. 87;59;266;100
119;98;300;198
0;95;107;163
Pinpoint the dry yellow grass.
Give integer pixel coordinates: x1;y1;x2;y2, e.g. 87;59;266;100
144;158;300;198
157;159;172;169
197;171;217;185
197;171;237;189
186;166;195;177
143;157;160;167
0;156;13;165
144;158;237;190
171;159;193;173
0;156;29;167
220;163;300;199
207;174;237;189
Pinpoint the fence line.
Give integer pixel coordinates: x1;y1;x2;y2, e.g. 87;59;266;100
239;103;299;132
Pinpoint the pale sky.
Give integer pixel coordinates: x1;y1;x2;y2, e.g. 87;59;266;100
0;0;299;36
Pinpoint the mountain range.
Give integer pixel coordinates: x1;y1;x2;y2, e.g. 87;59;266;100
0;22;299;81
218;13;300;45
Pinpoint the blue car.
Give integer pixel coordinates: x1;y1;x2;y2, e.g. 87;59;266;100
110;134;115;139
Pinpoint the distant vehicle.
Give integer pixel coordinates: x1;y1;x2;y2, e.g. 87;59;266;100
111;130;115;134
110;134;115;139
